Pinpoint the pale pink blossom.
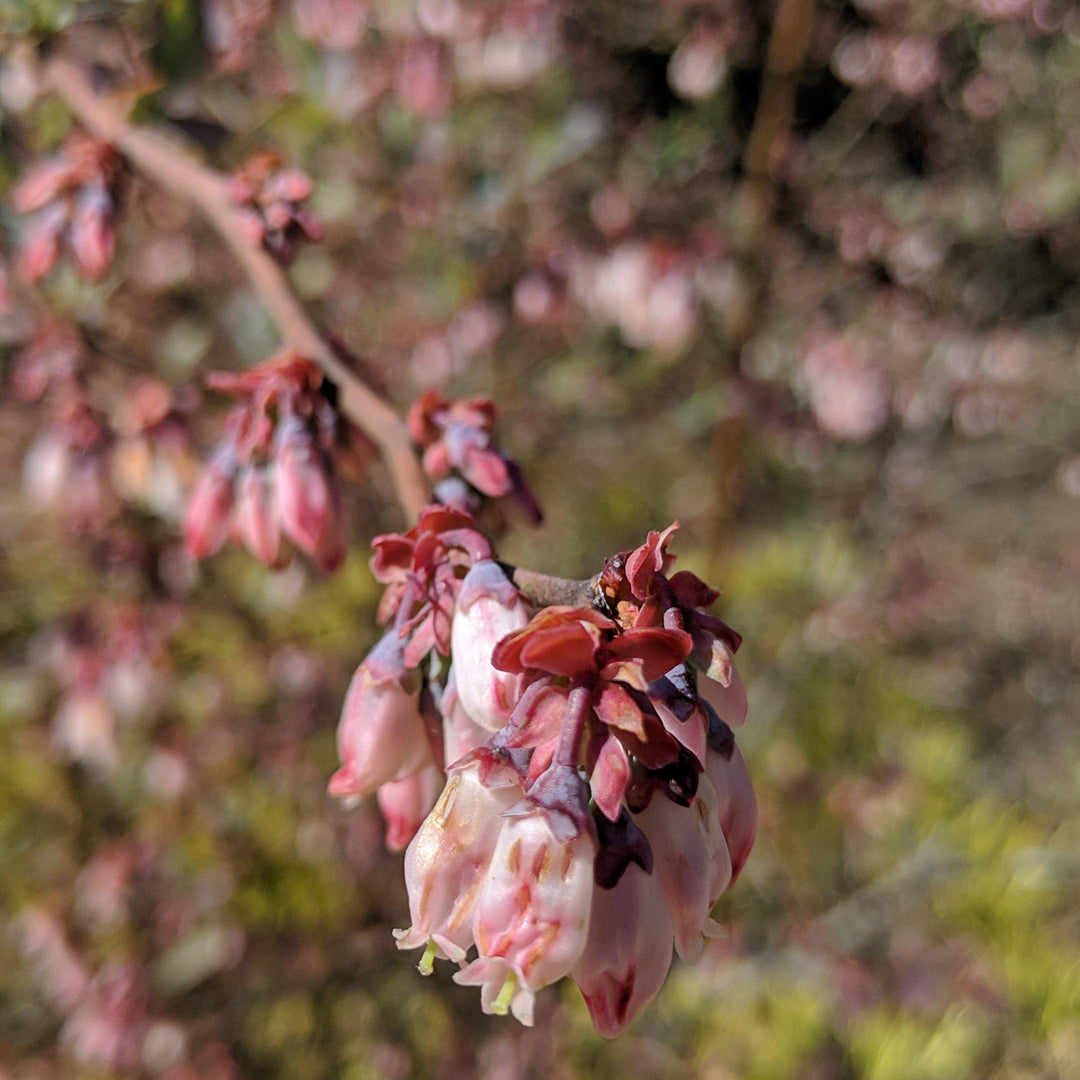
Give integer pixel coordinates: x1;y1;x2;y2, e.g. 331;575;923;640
273;416;346;571
705;742;758;886
635;777;730;962
60;962;146;1073
234;465;282;568
394;753;524;963
441;670;493;764
327;632;433;800
451;560;528;731
454;807;595;1026
183;448;237;558
51;690;117;774
376;763;442;852
699;662;749;729
572;862;674;1037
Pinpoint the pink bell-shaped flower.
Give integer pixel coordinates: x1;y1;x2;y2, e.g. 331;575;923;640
453;800;596;1026
705;741;757;886
274;416;346;571
234;466;282;568
451;560;529;731
571;861;674;1037
327;632;433;800
635;777;730;963
376;763;442;852
441;670;495;766
183;448;237;558
394;751;525;963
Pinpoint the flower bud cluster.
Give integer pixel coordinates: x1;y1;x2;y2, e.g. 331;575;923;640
12;131;122;283
407;389;542;524
228;153;323;265
16;324;118;535
183;352;346;572
43;605;168;776
14;323;199;533
329;506;501;839
331;513;755;1035
19;910;148;1074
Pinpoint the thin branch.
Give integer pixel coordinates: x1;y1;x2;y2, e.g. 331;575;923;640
503;566;600;611
40;51;430;523
733;0;820;268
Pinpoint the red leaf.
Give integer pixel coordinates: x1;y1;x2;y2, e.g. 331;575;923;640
502;684;569;749
602;627;692;682
668;570;720;608
594;682;648;739
590;735;631;822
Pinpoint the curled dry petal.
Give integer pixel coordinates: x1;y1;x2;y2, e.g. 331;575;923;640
623;521;679;599
492;606;613;677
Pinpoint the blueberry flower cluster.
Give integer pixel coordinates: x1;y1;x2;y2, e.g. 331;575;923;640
12;131;122;283
183;352;346;571
228;153;323;265
331;516;755;1035
407;390;542;524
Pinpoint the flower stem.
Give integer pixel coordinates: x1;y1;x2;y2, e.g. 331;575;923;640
554;679;593;769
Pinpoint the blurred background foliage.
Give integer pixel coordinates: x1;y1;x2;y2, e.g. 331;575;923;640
2;0;1080;1077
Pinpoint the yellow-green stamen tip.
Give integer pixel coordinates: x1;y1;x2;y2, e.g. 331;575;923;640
491;973;516;1016
418;942;438;976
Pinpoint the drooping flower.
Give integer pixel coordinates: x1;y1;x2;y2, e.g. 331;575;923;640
327;631;434;800
183;447;238;558
227;152;322;264
376;763;442;852
274;415;346;570
440;669;496;764
12;132;121;283
451;560;529;731
185;352;347;571
373;520;756;1036
395;750;526;964
370;504;494;667
634;772;730;962
233;465;282;568
571;859;674;1037
705;739;758;886
407;389;542;523
453;787;596;1026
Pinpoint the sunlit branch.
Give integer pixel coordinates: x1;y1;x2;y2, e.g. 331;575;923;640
40;51;430;523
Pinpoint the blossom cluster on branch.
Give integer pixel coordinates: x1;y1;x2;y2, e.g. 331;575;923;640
12;131;121;283
330;513;756;1035
3;44;758;1045
183;352;347;571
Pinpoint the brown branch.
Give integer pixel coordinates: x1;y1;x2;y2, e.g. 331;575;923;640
503;566;600;611
39;51;430;524
733;0;820;268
